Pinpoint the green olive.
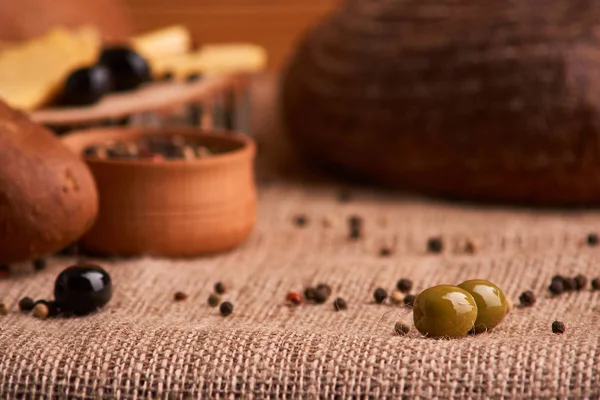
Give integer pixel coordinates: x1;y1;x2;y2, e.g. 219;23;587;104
458;280;508;333
413;285;478;338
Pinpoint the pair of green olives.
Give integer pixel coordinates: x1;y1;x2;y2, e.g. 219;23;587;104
413;280;508;338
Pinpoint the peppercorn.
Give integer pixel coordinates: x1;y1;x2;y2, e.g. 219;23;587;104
574;274;588;291
208;294;221;307
463;239;477;254
34;300;60;317
220;301;233;317
373;288;387;304
563;277;576;291
379;247;392;257
403;294;416;308
586;233;598;246
390;290;404;305
0;302;8;315
286;292;303;306
333;297;347;311
316;283;332;298
336;189;352;203
426;237;443;253
519;290;536;307
214;282;226;295
592;278;600;290
548;279;564;295
304;287;316;302
394;322;410;336
186;73;202;83
396;279;413;293
173;292;188;302
18;297;35;312
348;215;363;239
32;258;46;271
33;303;49;319
552;321;566;334
313;288;329;304
293;215;308;227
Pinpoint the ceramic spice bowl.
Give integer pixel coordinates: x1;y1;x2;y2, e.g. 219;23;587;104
61;127;256;257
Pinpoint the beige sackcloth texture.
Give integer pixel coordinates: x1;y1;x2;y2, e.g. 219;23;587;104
1;75;600;399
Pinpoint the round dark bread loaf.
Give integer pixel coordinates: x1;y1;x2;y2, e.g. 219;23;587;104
281;0;600;206
0;100;98;264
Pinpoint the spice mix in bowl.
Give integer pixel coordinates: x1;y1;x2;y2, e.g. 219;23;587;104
61;127;256;257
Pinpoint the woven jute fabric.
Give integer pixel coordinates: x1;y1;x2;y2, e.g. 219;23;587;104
1;76;600;399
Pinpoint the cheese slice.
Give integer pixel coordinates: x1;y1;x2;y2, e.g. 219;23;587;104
155;44;267;80
0;26;101;110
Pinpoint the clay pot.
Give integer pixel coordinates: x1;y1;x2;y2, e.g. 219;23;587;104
61;127;256;257
281;0;600;206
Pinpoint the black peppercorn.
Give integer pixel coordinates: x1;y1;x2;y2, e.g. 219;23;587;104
348;215;363;239
574;274;588;291
315;283;332;298
18;297;35;312
174;292;188;302
293;215;308;227
186;73;202;82
394;322;410;336
519;290;536;307
548;279;564;295
426;237;443;253
333;297;348;311
208;294;221;307
313;288;329;304
32;258;47;271
563;277;576;291
403;294;416;308
396;279;413;293
214;282;226;295
304;287;316;302
586;233;598;246
592;278;600;290
552;320;566;334
220;301;233;317
373;288;387;304
379;247;392;257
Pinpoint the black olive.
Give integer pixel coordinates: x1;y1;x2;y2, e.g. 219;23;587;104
54;264;112;316
99;47;151;92
61;65;111;106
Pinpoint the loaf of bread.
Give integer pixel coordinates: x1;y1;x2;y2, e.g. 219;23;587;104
281;0;600;206
0;100;98;263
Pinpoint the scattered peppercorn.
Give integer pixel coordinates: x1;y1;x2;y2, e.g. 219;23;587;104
214;282;226;295
18;297;35;312
374;288;387;304
586;233;598;246
333;297;348;311
574;274;588;291
186;73;202;82
173;291;188;302
394;322;410;336
33;303;49;319
390;290;404;305
519;290;536;307
548;278;564;295
286;292;303;306
563;277;576;291
322;217;333;228
32;258;46;271
403;294;416;308
396;279;413;293
348;215;363;239
592;278;600;290
304;287;316;302
316;283;332;298
208;294;221;307
426;237;443;253
34;300;60;317
464;240;477;254
379;247;393;257
293;215;308;227
552;321;566;334
0;302;8;315
220;301;233;317
313;288;329;304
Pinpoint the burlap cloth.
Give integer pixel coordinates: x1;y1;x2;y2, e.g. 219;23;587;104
1;76;599;399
